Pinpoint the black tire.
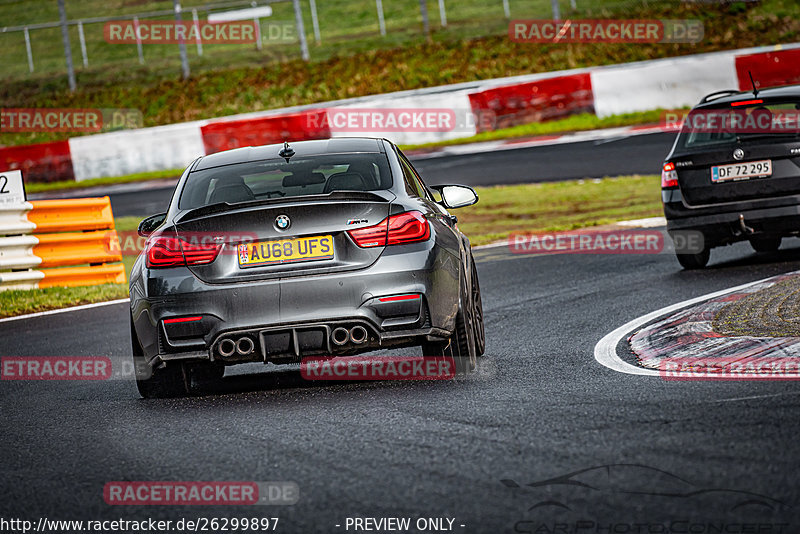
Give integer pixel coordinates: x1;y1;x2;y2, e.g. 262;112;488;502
750;236;782;253
131;315;189;398
470;257;485;357
421;274;477;375
676;247;710;270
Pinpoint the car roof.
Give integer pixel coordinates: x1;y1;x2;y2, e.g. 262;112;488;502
194;137;387;171
695;84;800;109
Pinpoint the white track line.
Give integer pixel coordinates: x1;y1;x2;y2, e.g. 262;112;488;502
593;276;779;376
0;298;130;323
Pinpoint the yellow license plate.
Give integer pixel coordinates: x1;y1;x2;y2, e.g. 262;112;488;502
237;235;334;267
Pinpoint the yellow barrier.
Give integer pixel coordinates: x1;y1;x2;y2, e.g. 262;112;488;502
28;196;126;288
39;264;127;288
28;197;116;233
33;230;122;268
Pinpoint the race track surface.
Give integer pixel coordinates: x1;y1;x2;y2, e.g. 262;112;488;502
2;238;799;530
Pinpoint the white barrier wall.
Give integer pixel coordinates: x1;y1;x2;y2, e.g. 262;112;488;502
327;92;476;146
591;52;740;118
69;121;206;181
59;42;800;181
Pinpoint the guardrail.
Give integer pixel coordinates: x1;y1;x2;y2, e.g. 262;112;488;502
0;194;126;291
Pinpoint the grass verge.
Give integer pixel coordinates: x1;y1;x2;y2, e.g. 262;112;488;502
458;175;662;246
0;283;128;319
0;174;662;318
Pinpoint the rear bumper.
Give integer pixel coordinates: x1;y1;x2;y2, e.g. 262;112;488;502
664;189;800;246
130;241;459;367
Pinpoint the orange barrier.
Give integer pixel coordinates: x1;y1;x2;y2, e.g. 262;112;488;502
39;264;126;288
28;197;115;233
32;230;122;268
28;196;126;288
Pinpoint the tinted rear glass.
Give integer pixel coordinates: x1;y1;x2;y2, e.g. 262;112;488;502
179;153;393;210
676;100;800;150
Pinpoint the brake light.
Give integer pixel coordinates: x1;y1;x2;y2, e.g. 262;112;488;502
387;211;430;245
163;316;203;324
378;294;421;302
347;211;430;248
732;99;763;107
146;236;222;268
661;162;679;189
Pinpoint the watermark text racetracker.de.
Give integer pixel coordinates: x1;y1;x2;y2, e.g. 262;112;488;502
104;20;257;44
661;357;800;381
0;108;142;133
1;356;147;381
508;229;704;255
509;19;703;43
306;108;496;133
301;356;456;381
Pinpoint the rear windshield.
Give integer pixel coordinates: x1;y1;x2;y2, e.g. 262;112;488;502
179;153;393;210
676;100;800;150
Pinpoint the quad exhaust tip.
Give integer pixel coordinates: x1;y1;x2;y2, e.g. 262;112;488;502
218;338;236;358
350;325;368;345
331;327;350;346
236;336;255;356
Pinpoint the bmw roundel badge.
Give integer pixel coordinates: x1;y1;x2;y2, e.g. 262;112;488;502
275;214;291;230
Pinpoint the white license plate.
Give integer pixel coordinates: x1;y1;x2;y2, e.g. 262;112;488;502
711;160;772;182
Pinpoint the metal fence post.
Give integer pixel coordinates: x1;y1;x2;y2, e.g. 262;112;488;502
419;0;430;37
58;0;76;90
551;0;561;21
375;0;386;36
502;0;510;18
254;17;262;50
292;0;310;61
133;16;145;64
173;0;190;79
23;27;34;73
191;9;203;56
309;0;321;43
438;0;447;27
77;21;88;67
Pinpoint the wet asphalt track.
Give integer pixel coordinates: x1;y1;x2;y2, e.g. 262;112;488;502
2;238;800;531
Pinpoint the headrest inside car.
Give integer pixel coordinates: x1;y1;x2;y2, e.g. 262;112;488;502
283;172;327;187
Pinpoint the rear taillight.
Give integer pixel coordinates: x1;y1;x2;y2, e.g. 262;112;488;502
347;211;430;248
145;236;222;268
661;162;679;189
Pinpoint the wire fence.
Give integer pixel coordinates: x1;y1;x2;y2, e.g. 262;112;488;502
0;0;684;87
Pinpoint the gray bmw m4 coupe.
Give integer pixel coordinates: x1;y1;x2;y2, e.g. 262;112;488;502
130;137;485;397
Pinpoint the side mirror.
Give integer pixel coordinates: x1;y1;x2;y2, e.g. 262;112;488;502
431;185;479;209
138;213;167;237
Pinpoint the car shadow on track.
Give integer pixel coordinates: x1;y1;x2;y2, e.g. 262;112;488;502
178;368;458;398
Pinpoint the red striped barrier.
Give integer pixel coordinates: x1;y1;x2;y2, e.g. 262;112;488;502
200;109;331;155
467;73;594;133
735;48;800;90
0;140;74;183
